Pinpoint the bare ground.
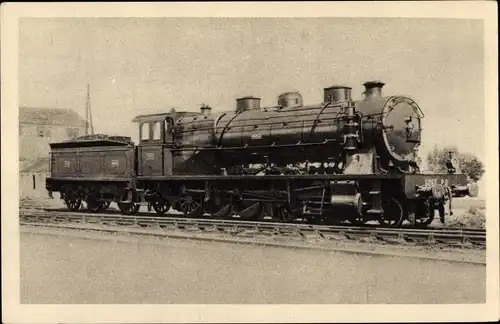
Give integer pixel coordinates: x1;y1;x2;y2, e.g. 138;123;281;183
20;226;486;304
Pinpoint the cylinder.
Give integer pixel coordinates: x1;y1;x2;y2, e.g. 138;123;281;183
277;92;303;109
330;193;363;216
363;81;385;100
236;96;261;113
323;86;352;103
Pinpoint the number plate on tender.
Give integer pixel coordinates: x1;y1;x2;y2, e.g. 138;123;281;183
424;178;449;187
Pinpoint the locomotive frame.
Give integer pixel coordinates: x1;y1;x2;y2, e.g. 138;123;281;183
45;80;478;228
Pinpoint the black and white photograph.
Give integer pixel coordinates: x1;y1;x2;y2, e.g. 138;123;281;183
2;2;499;323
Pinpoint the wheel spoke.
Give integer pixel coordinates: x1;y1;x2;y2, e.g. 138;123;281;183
178;195;201;217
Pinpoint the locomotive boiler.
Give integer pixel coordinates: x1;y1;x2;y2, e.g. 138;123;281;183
140;81;422;176
46;80;479;228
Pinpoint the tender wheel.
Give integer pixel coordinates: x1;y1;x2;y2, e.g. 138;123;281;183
86;199;106;213
117;202;140;215
86;193;108;213
379;197;404;227
177;195;202;217
64;198;82;211
152;198;171;216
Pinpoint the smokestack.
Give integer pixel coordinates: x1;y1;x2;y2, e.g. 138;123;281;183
323;86;352;103
363;81;385;100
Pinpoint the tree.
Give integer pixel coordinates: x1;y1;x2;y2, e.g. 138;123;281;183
426;145;485;182
427;145;457;173
458;152;485;182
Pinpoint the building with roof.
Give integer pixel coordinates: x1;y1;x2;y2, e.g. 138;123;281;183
19;107;87;165
19;107;87;197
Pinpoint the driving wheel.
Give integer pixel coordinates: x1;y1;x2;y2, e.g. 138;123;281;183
177;194;202;217
118;202;140;215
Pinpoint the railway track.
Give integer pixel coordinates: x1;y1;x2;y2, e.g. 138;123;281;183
19;208;486;249
20;203;486;231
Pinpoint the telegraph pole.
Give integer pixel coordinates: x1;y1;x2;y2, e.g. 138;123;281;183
85;84;94;135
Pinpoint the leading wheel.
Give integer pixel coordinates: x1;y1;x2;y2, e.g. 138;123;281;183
379;197;404;228
414;200;434;228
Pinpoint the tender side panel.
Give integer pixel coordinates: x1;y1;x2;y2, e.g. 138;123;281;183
52;153;78;176
50;146;135;179
79;153;103;175
102;150;132;176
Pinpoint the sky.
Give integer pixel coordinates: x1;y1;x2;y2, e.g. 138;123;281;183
19;17;485;165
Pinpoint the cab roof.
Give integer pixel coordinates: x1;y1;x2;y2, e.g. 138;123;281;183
132;111;200;123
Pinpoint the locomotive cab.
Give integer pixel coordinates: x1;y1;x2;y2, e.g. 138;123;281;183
133;109;212;177
133;112;177;176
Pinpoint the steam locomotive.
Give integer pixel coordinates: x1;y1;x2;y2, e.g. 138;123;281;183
45;81;478;227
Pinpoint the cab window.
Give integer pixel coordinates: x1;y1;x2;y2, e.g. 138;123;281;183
152;121;161;140
164;117;174;143
141;123;149;140
164;119;170;134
